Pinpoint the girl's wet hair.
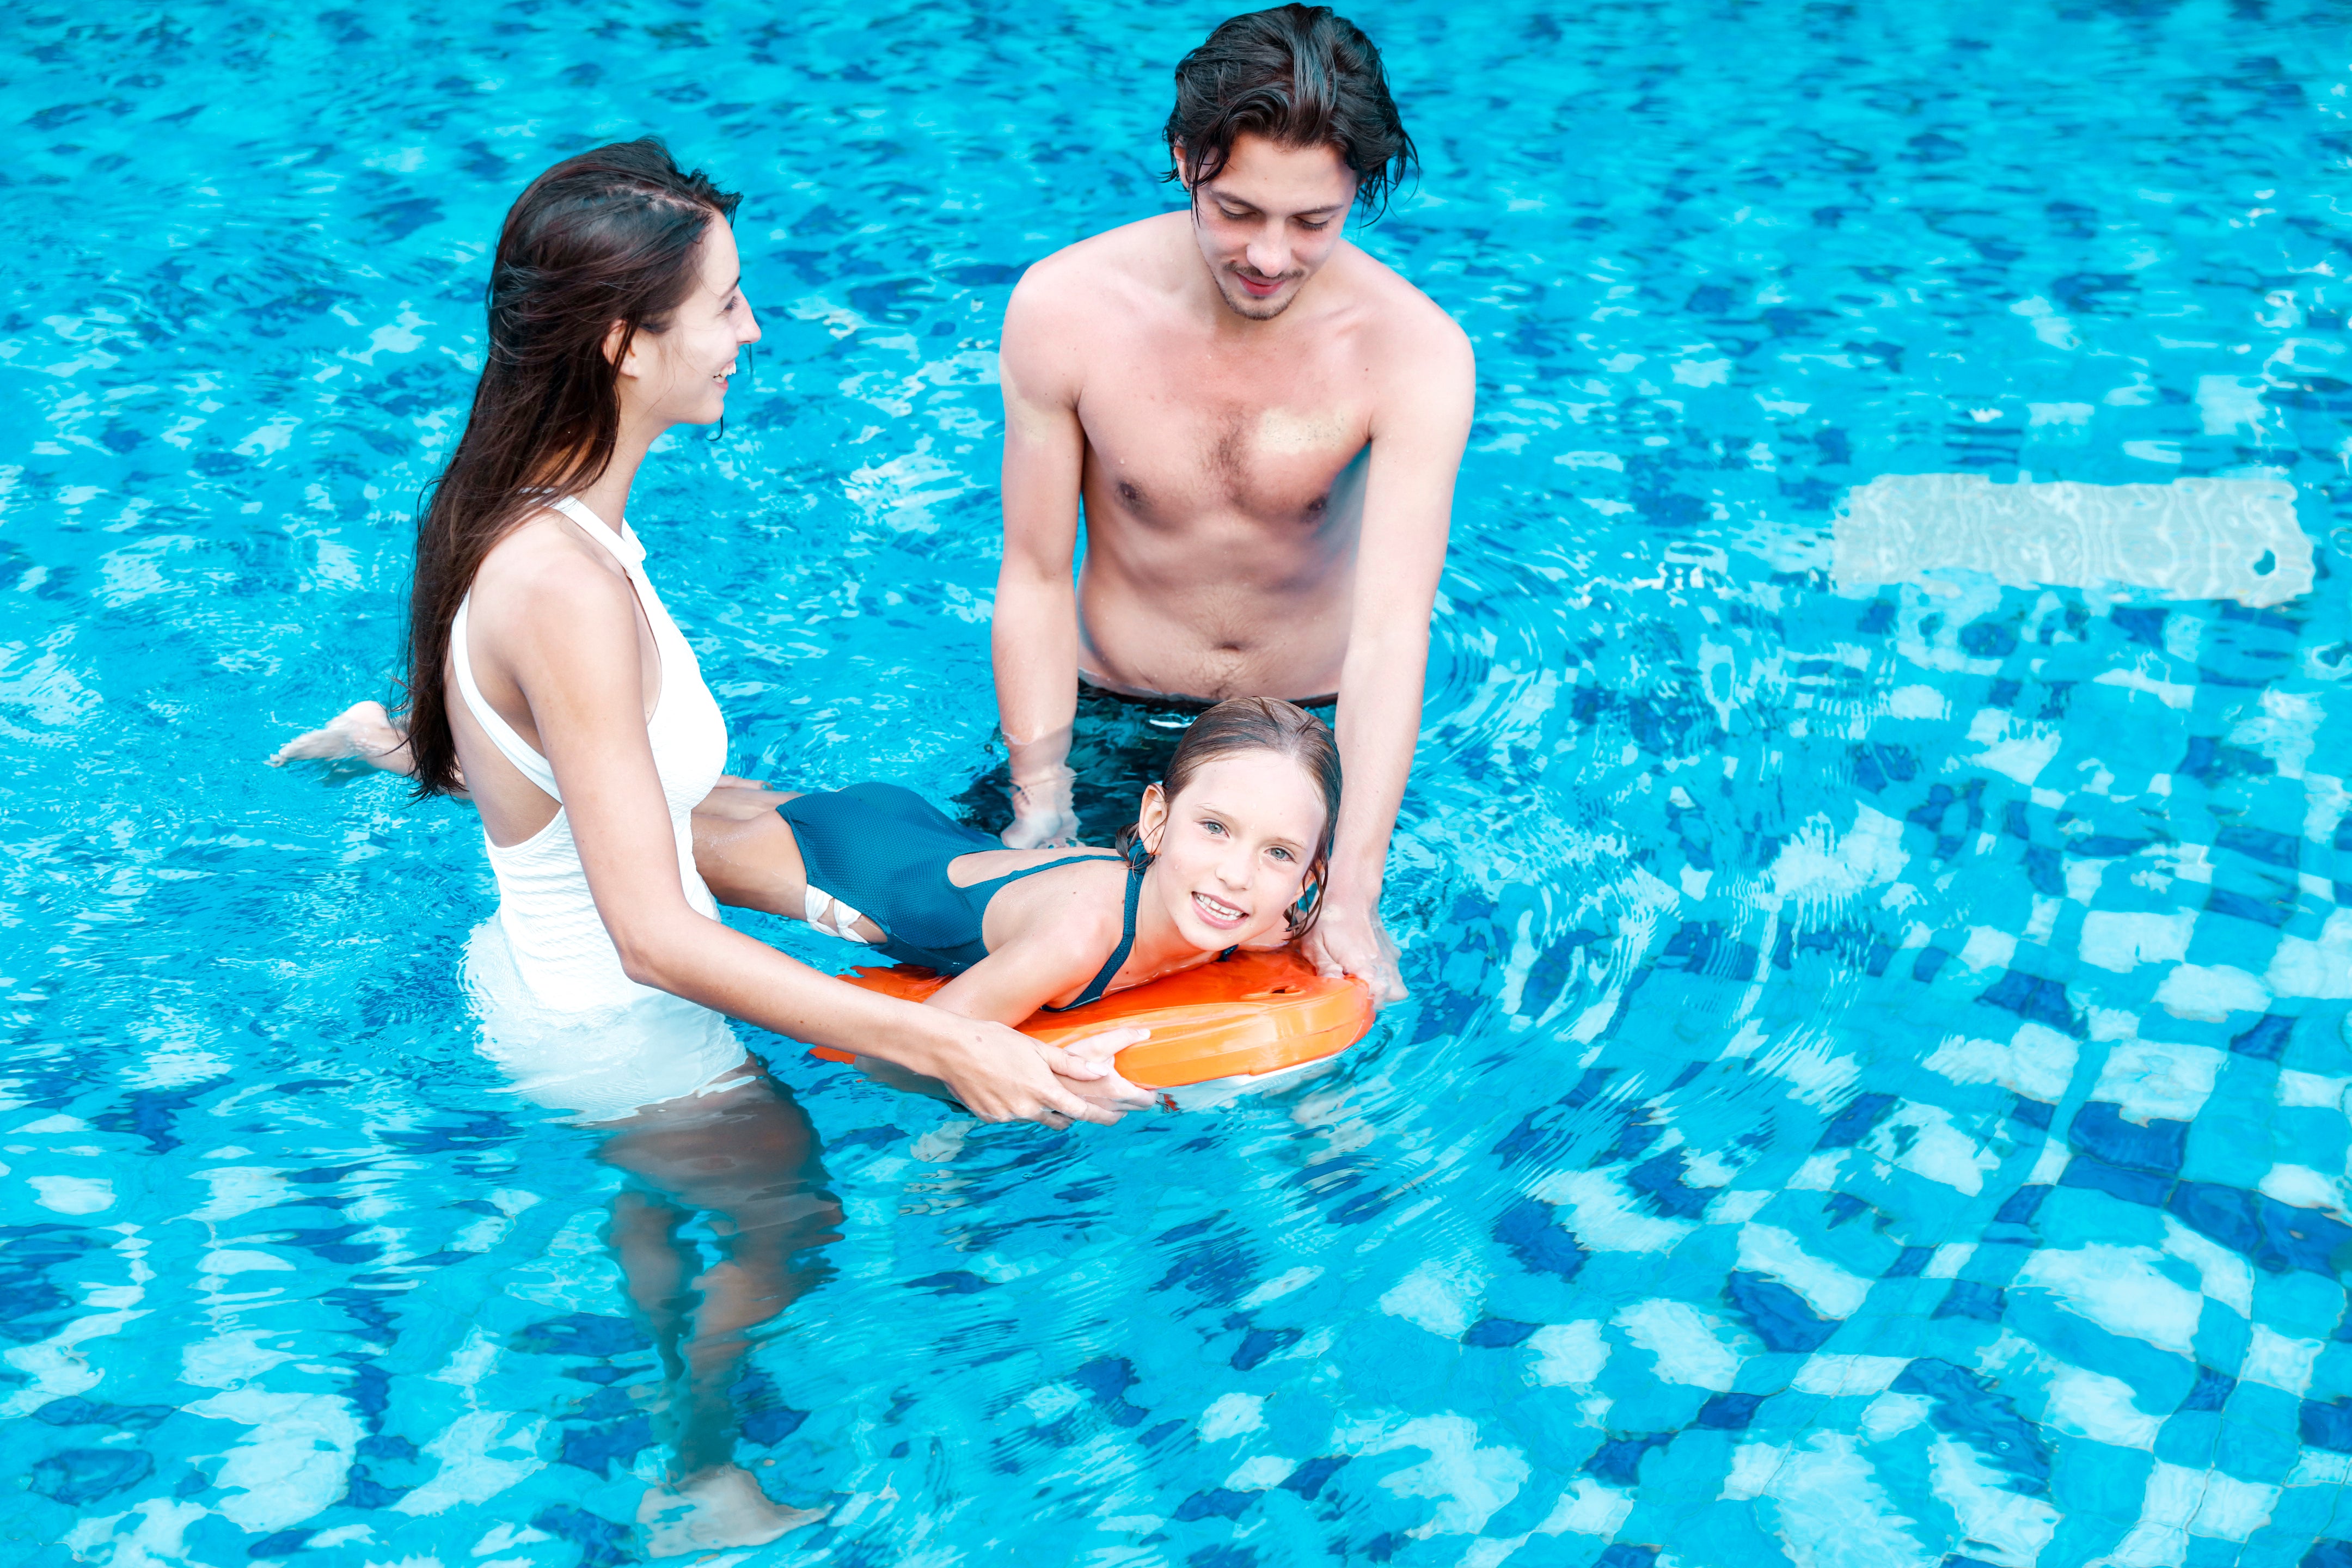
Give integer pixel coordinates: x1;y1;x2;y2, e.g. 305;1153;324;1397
1162;5;1417;220
1119;697;1343;936
402;138;738;797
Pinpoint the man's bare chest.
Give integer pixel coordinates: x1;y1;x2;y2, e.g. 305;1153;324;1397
1076;350;1372;530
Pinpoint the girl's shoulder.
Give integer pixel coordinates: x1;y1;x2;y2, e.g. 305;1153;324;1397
953;844;1124;883
995;850;1130;930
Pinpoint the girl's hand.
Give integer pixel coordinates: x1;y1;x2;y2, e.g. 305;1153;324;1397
1049;1027;1155;1114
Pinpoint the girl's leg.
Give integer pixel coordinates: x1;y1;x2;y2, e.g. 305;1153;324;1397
691;788;889;944
691;786;812;917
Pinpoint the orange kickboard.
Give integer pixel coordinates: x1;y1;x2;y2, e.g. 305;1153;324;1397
812;947;1375;1088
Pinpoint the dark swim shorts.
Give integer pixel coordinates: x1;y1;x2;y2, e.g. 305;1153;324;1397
953;681;1337;846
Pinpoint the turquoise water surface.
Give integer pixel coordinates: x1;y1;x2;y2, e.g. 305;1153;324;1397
8;1;2352;1564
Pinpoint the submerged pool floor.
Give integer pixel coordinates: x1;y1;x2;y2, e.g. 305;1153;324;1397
6;1;2352;1564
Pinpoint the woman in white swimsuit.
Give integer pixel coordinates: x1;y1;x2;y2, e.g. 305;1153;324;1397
380;140;1144;1552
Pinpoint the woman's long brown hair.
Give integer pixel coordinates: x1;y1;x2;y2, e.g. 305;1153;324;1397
401;138;739;796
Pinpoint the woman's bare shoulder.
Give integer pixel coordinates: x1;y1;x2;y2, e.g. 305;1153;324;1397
470;510;636;619
458;512;642;684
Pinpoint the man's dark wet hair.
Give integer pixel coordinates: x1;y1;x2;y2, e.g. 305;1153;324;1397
1163;5;1417;221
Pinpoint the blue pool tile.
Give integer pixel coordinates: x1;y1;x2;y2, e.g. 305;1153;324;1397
2069;1102;2190;1173
1463;1316;1540;1349
1977;971;2085;1038
29;1448;153;1508
1583;1431;1676;1487
1725;1271;1843;1353
1995;1185;2053;1224
2170;1183;2352;1279
2182;1365;2239;1412
1934;1282;2007;1324
1694;1392;1766;1430
2010;1095;2056;1130
2299;1395;2352;1454
31;1396;174;1431
2062;1156;2175;1206
14;3;2352;1562
1885;1246;1935;1278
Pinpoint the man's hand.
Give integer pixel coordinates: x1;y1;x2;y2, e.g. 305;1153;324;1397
1002;765;1080;848
1305;901;1406;1006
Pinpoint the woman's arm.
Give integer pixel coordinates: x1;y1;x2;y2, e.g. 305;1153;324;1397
898;906;1146;1112
494;558;1137;1125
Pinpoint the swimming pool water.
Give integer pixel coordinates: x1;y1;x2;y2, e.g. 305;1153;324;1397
7;1;2352;1563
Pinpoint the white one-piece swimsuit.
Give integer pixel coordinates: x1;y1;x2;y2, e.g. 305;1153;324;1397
452;495;748;1123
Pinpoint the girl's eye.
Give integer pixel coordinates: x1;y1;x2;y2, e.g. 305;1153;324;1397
1269;847;1294;863
1202;819;1227;836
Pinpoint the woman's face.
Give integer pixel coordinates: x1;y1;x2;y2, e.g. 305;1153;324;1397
618;217;761;428
1138;750;1327;952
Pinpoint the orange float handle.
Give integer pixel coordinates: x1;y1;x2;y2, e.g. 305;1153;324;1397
812;947;1374;1089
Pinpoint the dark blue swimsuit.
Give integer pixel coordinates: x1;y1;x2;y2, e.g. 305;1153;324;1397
776;783;1142;1009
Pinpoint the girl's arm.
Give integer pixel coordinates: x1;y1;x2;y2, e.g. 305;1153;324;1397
490;552;1138;1125
920;876;1129;1025
905;906;1143;1110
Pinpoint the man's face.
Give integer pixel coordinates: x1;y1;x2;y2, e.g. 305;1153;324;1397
1185;133;1358;321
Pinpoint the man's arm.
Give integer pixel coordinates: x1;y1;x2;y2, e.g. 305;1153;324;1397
1308;314;1475;1003
991;272;1089;847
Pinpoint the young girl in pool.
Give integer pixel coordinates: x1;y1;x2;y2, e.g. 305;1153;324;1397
693;696;1340;1025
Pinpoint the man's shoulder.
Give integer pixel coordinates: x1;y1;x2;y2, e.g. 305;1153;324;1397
1013;213;1188;306
1331;242;1471;359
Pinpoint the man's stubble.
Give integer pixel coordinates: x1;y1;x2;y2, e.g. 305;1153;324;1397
1210;268;1302;323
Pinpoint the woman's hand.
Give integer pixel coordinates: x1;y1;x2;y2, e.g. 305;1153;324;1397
908;1020;1152;1128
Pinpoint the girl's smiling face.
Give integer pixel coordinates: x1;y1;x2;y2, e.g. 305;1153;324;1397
1136;749;1328;951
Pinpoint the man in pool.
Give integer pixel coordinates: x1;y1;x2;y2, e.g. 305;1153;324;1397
985;4;1474;1007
